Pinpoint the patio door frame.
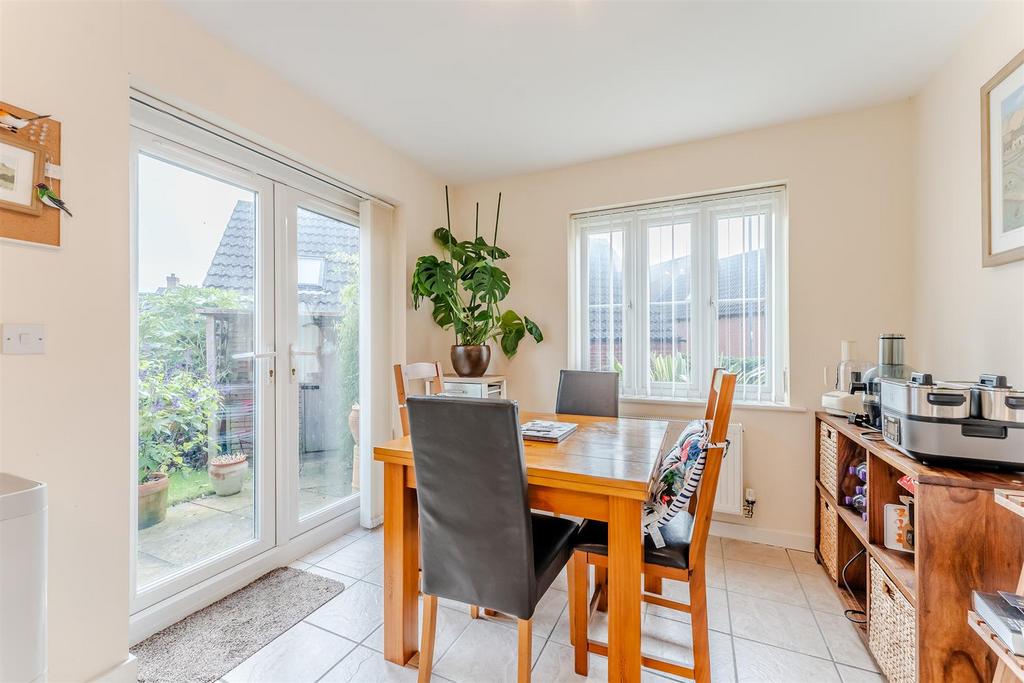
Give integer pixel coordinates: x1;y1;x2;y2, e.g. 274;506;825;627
275;185;362;541
129;126;279;613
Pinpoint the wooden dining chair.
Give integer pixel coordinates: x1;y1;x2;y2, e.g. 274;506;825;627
569;369;737;682
406;396;580;683
393;362;444;436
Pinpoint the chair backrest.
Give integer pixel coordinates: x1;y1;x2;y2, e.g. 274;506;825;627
405;396;538;618
554;369;619;417
393;362;443;436
688;368;737;565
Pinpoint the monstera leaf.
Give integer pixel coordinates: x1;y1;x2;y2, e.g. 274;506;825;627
411;255;457;307
467;263;511;304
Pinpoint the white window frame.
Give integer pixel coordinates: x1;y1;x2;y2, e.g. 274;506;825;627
570;186;790;406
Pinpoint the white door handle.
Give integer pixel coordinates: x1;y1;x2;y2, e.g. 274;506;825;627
232;351;278;360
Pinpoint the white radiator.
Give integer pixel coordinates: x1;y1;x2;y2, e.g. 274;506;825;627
714;423;744;516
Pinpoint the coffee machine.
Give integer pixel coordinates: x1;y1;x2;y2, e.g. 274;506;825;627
857;333;913;430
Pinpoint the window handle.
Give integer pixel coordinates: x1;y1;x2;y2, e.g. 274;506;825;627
289;344;317;382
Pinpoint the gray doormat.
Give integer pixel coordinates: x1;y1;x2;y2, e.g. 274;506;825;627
132;567;345;683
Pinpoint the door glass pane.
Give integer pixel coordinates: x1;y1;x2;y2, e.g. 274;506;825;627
136;153;259;589
586;230;624;375
647;218;693;397
716;211;769;400
295;206;360;519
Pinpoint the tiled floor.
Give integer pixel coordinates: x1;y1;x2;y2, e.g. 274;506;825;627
221;529;886;682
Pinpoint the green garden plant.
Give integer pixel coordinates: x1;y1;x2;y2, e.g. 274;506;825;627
410;191;543;358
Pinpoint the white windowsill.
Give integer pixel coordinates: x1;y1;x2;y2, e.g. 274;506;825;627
619;395;807;413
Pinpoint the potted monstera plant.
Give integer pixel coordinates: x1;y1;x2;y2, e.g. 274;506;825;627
411;189;543;376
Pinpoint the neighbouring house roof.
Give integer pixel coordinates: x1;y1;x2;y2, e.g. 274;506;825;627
588;243;767;341
204;200;359;314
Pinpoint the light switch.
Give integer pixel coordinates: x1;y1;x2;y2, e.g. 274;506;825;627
2;324;45;354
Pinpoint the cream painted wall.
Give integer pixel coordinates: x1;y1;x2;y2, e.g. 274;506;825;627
409;102;916;546
0;2;440;680
910;1;1024;381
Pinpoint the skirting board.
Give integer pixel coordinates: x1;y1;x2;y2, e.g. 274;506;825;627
89;655;138;683
710;519;814;552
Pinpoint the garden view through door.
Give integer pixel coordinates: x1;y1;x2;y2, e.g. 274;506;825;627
135;147;273;596
286;196;360;531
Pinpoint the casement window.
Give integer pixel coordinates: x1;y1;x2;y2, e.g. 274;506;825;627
571;186;789;405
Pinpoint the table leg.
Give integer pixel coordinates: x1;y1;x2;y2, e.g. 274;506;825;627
384;462;419;665
607;496;643;683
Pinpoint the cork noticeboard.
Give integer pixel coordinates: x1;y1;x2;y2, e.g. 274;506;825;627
0;101;62;247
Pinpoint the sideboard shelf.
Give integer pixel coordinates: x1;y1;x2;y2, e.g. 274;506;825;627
813;411;1024;682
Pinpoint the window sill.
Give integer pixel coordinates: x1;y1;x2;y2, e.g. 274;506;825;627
619;396;807;413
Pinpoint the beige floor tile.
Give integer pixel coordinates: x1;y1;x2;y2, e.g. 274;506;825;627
788;549;823;575
639;613;735;682
433;619;545;683
722;539;794;570
725;559;807;606
797;571;847;615
303;564;357;585
706;554;727;588
482;588;568;639
706;535;725;558
728;593;829;658
306;581;384;641
318;535;384;579
531;641;668;682
301;532;363;565
364;565;384;586
646;583;731;634
814;611;879;671
366;600;474;662
549;599;649;646
319;645;422;683
836;663;886;683
222;622;355;683
733;637;841;683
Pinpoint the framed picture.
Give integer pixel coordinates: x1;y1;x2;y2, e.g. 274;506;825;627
982;49;1024;267
0;135;43;216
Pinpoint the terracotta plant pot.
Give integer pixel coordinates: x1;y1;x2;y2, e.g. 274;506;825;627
138;472;170;530
209;454;248;497
451;344;491;377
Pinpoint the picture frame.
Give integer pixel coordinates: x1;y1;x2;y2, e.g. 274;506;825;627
982;48;1024;267
0;135;44;217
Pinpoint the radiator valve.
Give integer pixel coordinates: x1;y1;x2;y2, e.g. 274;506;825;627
743;488;757;519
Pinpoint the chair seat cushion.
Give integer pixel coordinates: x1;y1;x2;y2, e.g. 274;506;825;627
575;512;695;570
532;513;579;597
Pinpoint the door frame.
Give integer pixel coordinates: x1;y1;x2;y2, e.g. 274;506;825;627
129;127;278;613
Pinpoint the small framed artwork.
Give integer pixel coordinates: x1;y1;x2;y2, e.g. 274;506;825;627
982;48;1024;267
0;135;43;216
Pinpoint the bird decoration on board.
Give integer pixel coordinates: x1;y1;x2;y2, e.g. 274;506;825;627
0;109;50;133
35;183;72;217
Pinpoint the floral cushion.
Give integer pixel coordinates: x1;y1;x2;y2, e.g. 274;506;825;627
642;419;721;548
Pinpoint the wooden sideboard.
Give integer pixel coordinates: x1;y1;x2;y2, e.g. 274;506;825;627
813;411;1024;682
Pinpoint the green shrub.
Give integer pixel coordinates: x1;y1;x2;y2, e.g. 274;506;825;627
137;359;223;484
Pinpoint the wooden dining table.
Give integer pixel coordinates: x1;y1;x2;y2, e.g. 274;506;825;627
373;411;677;683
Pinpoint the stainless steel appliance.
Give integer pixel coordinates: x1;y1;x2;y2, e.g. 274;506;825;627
881;373;1024;470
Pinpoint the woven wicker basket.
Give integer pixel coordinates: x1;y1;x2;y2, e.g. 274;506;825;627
818;492;838;580
869;557;916;683
819;422;839;499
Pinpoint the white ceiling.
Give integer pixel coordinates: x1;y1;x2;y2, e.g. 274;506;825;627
176;1;990;183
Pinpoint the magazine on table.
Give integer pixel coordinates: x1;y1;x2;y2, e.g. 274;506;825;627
521;420;578;443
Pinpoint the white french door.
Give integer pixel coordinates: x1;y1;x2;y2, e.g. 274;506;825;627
276;186;362;539
130;122;362;614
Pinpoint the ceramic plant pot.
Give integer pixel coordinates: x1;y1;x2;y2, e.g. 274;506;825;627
451;344;491;377
137;472;170;530
209;454;248;497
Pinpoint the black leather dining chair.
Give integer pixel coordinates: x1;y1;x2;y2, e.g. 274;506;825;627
406;396;579;683
554;369;619;417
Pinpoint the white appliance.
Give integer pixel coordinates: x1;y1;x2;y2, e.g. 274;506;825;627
0;473;47;683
